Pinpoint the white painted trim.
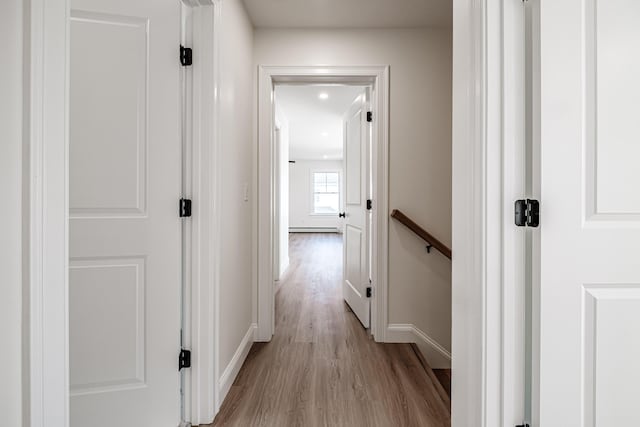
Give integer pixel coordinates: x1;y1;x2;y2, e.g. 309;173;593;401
183;1;221;425
25;0;70;425
273;127;282;281
217;324;257;412
256;65;390;343
278;256;290;281
386;324;451;369
308;169;342;216
452;0;525;426
501;0;528;424
289;227;341;233
528;3;541;424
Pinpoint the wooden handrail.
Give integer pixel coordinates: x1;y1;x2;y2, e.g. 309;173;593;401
391;209;452;260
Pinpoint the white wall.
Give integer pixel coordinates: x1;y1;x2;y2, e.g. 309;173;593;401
218;0;255;374
0;0;23;423
254;28;453;364
289;159;344;230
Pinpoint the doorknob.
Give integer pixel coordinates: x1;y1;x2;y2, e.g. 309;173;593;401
339;212;346;218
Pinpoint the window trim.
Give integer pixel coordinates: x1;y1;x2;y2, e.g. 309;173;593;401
309;169;342;216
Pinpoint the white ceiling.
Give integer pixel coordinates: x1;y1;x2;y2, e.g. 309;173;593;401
275;85;366;161
242;0;452;29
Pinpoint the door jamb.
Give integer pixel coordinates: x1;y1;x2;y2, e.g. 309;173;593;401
452;0;526;426
256;66;390;343
24;0;70;425
182;0;221;424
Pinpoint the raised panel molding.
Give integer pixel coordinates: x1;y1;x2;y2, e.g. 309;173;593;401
69;256;146;395
585;0;640;222
344;224;362;295
583;284;640;425
69;11;148;218
345;109;362;205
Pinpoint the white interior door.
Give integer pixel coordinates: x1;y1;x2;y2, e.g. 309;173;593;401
342;93;371;328
536;0;640;425
69;0;181;425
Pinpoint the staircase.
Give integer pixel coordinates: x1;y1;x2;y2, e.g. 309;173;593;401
410;343;451;412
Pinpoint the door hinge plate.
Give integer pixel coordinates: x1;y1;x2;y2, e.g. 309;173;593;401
179;349;191;370
180;45;193;66
515;199;539;227
366;286;372;298
180;198;192;218
367;111;373;122
366;199;372;210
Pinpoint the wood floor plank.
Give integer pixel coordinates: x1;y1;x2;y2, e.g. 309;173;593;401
206;233;450;427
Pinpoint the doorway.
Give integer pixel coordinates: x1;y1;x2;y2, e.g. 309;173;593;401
273;84;372;330
256;66;390;343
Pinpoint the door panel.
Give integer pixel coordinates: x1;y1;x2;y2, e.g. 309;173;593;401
69;0;181;425
538;0;640;424
70;257;146;394
343;93;370;328
344;225;363;299
583;286;640;426
591;0;640;215
346;108;362;205
69;11;147;217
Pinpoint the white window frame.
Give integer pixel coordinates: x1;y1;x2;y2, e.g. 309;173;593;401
309;169;342;216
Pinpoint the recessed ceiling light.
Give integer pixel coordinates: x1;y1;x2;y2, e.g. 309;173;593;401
323;155;329;159
318;93;329;100
321;132;329;137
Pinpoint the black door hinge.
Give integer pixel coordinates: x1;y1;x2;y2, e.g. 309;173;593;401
515;199;539;227
178;349;191;370
366;111;373;122
180;45;193;66
366;286;372;298
179;198;192;218
366;199;373;210
516;424;530;427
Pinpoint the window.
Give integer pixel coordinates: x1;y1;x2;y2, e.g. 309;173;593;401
312;172;340;214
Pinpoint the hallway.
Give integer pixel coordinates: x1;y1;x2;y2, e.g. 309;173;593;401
210;233;451;427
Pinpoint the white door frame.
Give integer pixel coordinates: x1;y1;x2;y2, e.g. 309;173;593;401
256;66;390;342
452;0;527;426
181;0;222;424
24;0;70;424
24;0;222;426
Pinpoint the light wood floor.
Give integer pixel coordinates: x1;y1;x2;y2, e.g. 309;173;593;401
207;233;451;427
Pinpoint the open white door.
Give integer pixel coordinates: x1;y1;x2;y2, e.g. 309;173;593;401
68;0;181;425
342;93;371;328
536;0;640;424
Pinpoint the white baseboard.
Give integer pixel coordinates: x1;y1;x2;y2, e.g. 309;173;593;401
278;257;289;280
289;227;341;233
217;323;256;411
386;324;451;369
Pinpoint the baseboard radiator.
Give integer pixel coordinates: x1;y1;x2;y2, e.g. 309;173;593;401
289;227;341;233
